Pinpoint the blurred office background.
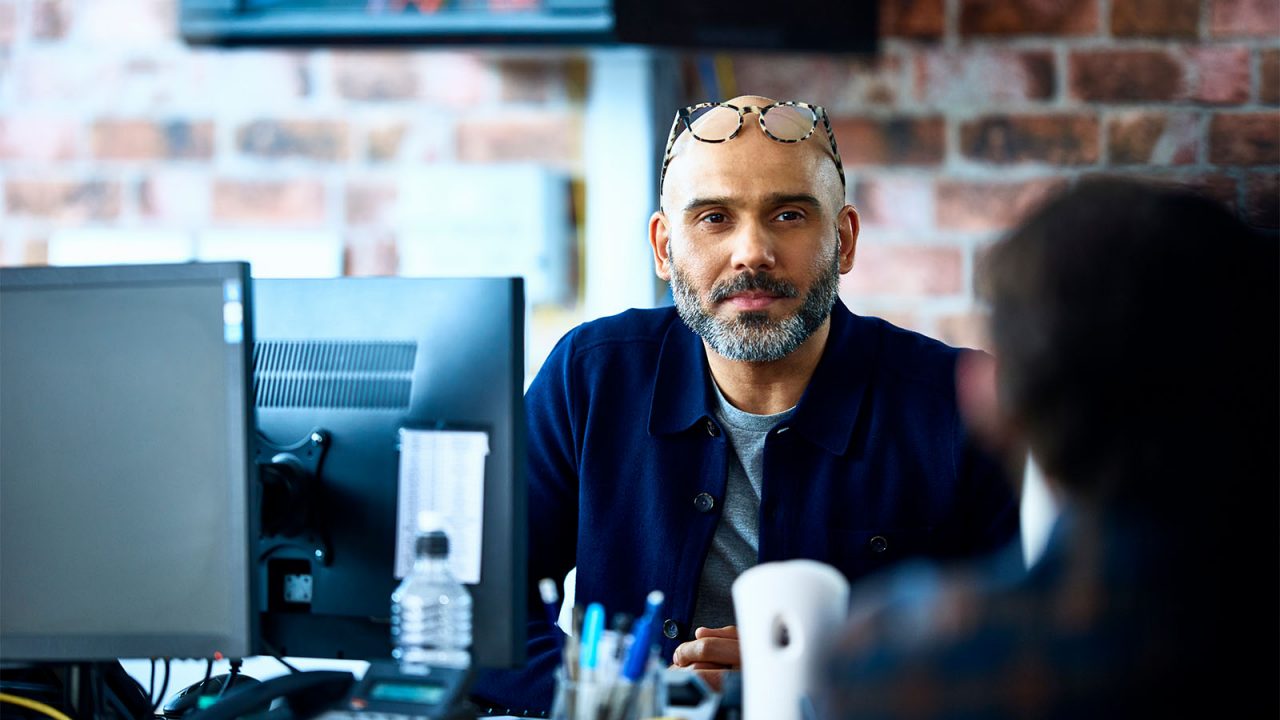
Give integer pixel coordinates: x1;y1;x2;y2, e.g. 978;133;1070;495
0;0;1276;377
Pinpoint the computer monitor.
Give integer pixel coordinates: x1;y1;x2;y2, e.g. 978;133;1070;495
0;262;256;661
251;277;526;669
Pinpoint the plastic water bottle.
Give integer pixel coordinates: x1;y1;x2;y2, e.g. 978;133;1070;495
391;529;472;669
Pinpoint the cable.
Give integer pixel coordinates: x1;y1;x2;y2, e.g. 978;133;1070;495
0;692;74;720
150;658;171;714
273;655;300;674
216;659;242;700
149;659;156;705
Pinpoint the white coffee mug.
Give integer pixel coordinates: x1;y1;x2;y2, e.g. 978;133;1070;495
732;560;850;720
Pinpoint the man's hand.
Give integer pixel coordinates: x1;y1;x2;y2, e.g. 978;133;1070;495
670;625;739;692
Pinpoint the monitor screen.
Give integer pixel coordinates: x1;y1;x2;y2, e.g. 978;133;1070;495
0;262;256;661
251;277;526;669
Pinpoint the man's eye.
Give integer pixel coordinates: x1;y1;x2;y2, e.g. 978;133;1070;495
775;210;803;222
700;213;727;224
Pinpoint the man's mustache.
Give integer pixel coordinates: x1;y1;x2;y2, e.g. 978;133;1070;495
708;272;800;303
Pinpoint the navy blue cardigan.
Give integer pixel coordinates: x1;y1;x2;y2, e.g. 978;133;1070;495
473;301;1018;714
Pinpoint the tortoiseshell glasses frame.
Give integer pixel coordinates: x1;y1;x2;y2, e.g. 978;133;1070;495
658;100;846;195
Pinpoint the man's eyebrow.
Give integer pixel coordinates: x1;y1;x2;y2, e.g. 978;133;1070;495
766;193;823;208
682;196;734;213
681;193;824;213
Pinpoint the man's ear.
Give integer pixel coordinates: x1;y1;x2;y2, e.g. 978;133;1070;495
837;203;859;275
649;211;673;281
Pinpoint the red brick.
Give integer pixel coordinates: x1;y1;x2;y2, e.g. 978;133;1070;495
723;55;901;109
497;58;569;103
960;115;1099;165
936;178;1067;231
5;179;122;221
880;0;945;38
455;112;579;171
827;56;902;108
1249;170;1280;224
0;2;16;44
1107;112;1200;165
367;123;407;162
346;181;398;226
936;311;991;352
139;170;209;223
722;55;839;105
1190;47;1251;104
1261;50;1280;105
0;233;49;267
334;52;419;100
212;179;326;226
843;245;964;296
960;0;1099;35
236;120;349;161
92;120;213;160
1244;172;1279;227
1178;173;1239;210
1209;113;1280;165
344;229;399;277
1070;50;1186;101
1210;0;1280;37
0;117;78;161
916;50;1055;106
33;0;69;40
852;176;935;231
830;117;946;166
418;53;501;108
1111;0;1199;37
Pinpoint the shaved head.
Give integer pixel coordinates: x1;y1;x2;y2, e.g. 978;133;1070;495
661;95;845;214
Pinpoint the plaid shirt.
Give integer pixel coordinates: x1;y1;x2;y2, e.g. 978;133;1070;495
819;509;1279;719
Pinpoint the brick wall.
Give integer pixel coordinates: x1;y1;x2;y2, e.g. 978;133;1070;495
702;0;1279;348
1;0;1276;359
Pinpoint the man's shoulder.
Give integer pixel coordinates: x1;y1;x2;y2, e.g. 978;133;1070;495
563;306;680;355
848;312;969;388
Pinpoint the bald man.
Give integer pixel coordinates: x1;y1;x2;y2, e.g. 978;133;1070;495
471;97;1017;714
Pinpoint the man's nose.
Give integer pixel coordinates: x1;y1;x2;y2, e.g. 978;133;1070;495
729;221;776;273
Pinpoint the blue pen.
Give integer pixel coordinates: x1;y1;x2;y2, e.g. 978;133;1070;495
579;602;606;678
603;591;665;720
620;590;664;682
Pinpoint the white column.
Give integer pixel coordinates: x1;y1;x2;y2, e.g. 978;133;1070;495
582;48;671;319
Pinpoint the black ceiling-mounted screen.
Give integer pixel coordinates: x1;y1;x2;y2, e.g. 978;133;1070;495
180;0;878;53
615;0;878;54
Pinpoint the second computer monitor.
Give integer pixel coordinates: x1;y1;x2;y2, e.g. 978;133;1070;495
251;277;526;669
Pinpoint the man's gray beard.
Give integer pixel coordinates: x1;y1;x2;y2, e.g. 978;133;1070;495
669;242;841;363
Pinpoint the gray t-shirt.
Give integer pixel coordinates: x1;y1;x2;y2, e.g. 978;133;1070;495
689;382;793;631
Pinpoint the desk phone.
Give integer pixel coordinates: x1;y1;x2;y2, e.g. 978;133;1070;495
316;661;474;720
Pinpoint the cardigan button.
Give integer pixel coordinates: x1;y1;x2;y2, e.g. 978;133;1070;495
693;492;716;513
705;419;720;437
662;618;680;639
868;535;889;553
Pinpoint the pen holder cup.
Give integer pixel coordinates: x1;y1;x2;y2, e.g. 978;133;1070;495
550;662;664;720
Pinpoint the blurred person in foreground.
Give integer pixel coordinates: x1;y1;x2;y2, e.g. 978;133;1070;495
819;177;1280;718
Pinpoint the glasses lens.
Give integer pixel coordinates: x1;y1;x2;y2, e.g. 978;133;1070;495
761;104;817;141
687;105;741;142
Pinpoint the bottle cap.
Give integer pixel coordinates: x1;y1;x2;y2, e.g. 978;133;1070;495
417;529;449;558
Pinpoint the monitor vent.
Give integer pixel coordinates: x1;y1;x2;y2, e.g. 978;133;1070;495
254;340;417;409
